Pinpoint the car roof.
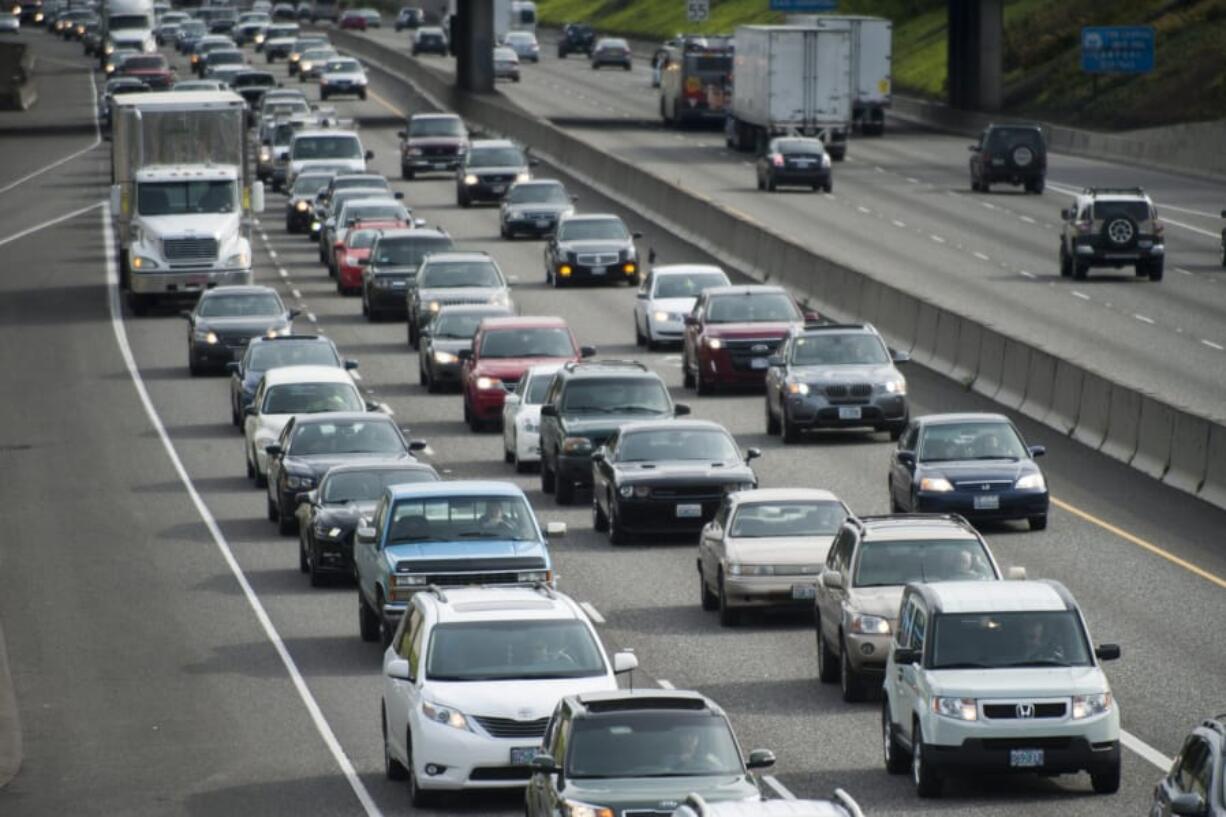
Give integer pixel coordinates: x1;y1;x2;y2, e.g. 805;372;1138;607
618;419;729;435
294;128;359;139
479;315;568;330
411;112;460;121
558;360;651;379
387;479;526;500
854;514;980;542
916;579;1072;614
199;284;280;297
651;264;726;277
262;364;355;386
915;412;1010;427
704;284;789;296
572;689;715;714
424;586;586;624
422;251;492;264
730;488;840;505
469;138;517;149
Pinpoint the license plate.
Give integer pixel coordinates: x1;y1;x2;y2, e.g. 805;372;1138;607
974;494;1000;510
676;503;701;518
1010;748;1043;768
391;280;406;287
791;584;816;600
431;161;447;169
534;219;550;228
589;266;606;275
491;184;506;194
750;357;768;370
509;746;539;766
793;160;813;167
838;406;862;420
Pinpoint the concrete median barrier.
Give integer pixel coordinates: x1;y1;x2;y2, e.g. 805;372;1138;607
971;328;1006;401
950;318;980;386
1165;410;1210;496
879;287;919;353
1101;384;1142;464
1047;360;1083;436
911;302;941;369
1131;396;1176;481
1071;372;1112;451
931;310;960;376
1199;425;1226;510
995;340;1031;410
1019;349;1056;423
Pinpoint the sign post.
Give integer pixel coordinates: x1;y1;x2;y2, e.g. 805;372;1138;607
686;0;708;23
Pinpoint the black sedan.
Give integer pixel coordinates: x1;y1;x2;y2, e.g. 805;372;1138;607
184;286;298;375
456;139;535;207
545;214;642;287
592;420;760;545
590;37;631;70
226;334;356;426
231;69;278;113
887;412;1050;530
264;412;428;535
499;179;576;239
285;170;335;233
756;137;832;193
419;304;514;392
295;461;438;585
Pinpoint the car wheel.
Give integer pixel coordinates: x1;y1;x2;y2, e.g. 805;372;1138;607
1147;259;1164;282
358;593;380;642
883;699;910;773
231;399;240;428
634;319;645;347
765;399;781;435
816;620;839;682
514;454;531;474
503;443;515;465
766;175;776;192
781;407;802;444
756;174;764;191
266;493;278;522
888;422;905;442
359;89;367;101
540;458;556;494
555;473;574;506
592;494;609;532
1090;756;1121;794
378;596;395;648
298;535;309;573
308;547;325;588
682;355;695;389
1073;260;1088;281
824;180;833;193
840;639;866;702
695;368;712;396
278;498;297;535
700;567;717;611
912;722;942;797
889;479;904;513
1028;514;1048;531
409;321;419;349
1059;246;1072;278
1220;240;1226;268
608;502;628;546
717;573;738;627
1029;176;1045;194
981;180;990;193
320;90;327;101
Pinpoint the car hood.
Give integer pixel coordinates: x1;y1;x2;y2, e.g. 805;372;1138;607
920;459;1036;484
726;534;835;565
561;774;759;809
289;452;414;478
385;539;546;561
648;296;698;315
790;363;898;384
846;584;906;621
315;499;379;526
614;459;754;483
558;239;631;255
505;202;572;217
423;675;616;719
196;315;286;334
929;666;1108;698
703;322;796;338
139;212;240;241
474;357;574;380
417;286;504;304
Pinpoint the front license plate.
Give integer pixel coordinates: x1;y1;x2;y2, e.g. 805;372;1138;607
974;494;1000;510
750;357;768;370
589;266;606;275
1010;748;1044;768
838;406;862;420
534;219;550;228
391;281;406;288
509;746;539;766
791;584;816;600
491;184;506;194
676;503;702;518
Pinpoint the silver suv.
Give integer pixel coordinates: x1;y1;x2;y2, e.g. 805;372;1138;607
1059;187;1165;281
814;514;1014;702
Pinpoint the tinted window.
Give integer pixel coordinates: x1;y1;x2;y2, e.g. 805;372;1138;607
568;712;743;778
791;333;888;365
706;293;798;323
523;374;553;404
729;501;847;537
409;116;463;137
419;261;501;288
480;328;574;358
558;219;628;241
561;378;670;414
325;59;360;72
123;56;168;70
426;620;605;681
507;183;568;204
617;428;739;462
774;139;824;155
930;610;1092;669
344;204;406;223
1092;200;1150;222
248;341;338;370
373;236;454;266
654;272;728;299
387;495;537;542
197;292;283;317
468;147;526;167
347;229;380;249
333;176;389;192
262;382;363;413
292;135;362;160
288;419;404;455
987;127;1042;149
687;54;731;74
918;421;1028;462
853;539;995;587
138;181;235;216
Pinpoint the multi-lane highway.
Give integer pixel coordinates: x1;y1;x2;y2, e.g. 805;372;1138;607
1;22;1224;817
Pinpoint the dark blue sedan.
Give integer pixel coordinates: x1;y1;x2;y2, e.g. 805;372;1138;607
226;334;357;427
887;413;1049;530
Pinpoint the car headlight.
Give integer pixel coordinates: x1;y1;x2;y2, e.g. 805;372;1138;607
427;300;440;313
105;42;114;54
290;52;300;61
884;379;907;395
920;476;954;492
295;199;309;212
1071;692;1112;719
475;376;502;391
225;251;251;268
849;614;891;635
259;147;272;162
422;700;470;732
562;801;613;817
300;61;312;71
933;697;978;721
311;221;321;232
561;436;591;455
821;154;831;168
393;574;426;587
786;381;809;396
131;255;160;271
652;310;670;323
194;330;219;344
286;474;315;489
517;570;551;583
516;171;530;182
266;325;291;338
255;33;265;43
704;337;723;350
433;350;458;365
1015;472;1046;492
407;146;422;155
463;174;478;185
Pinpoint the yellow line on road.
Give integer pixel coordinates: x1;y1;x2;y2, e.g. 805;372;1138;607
1052;497;1226;590
367;88;405;118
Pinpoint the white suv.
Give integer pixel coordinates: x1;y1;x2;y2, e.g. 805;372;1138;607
881;580;1122;798
380;585;639;807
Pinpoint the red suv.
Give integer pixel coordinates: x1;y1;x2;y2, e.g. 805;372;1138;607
682;285;818;394
459;316;595;431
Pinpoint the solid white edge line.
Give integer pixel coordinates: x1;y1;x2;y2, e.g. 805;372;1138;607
0;201;103;248
656;679;675;690
762;775;796;800
0;69;101;196
102;202;383;817
1121;729;1173;771
579;601;605;624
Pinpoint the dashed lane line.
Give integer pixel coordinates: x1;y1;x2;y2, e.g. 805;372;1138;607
1202;339;1224;351
973;251;990;262
579;601;605;624
1134;314;1155;325
1072;291;1090;300
929;234;945;244
0;201;104;248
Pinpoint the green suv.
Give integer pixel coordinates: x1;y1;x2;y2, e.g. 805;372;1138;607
539;360;689;505
525;690;775;817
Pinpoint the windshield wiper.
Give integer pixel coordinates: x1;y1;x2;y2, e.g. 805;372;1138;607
932;662;992;669
602;405;668;413
965;455;1019;461
1003;659;1074;668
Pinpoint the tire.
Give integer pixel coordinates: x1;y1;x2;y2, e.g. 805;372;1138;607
246;449;255;479
766;176;776;192
682;356;695;389
765;399;780;435
1090;757;1121;794
540;458;556;494
816;621;838;683
1060;246;1072;278
695;369;712;396
359;89;367;100
824;180;833;193
1146;259;1164;282
912;723;942;797
359;594;380;642
407;734;435;808
1028;176;1045;194
756;174;764;191
1028;514;1048;531
888;423;905;442
608;502;628;546
503;444;515;465
298;536;309;574
717;574;738;627
781;407;802;444
700;567;717;611
1073;260;1088;281
188;353;202;377
266;494;277;522
401;166;414;180
840;640;866;702
592;494;609;532
883;699;910;774
555;473;575;506
278;498;297;535
379;598;395;648
634;319;646;347
409;320;419;349
231;399;240;428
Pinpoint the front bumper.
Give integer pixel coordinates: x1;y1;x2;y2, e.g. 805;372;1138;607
404;152;462;172
701;349;773;387
193;337;254;364
130;268;252;295
611;495;722;536
428;359;463;384
784;394;908;430
311;533;354;574
723;575;819;609
411;714;540;791
286;205;313;231
556;260;637;284
321;81;364;95
923;710;1119;776
843;630;892;673
367;285;409;315
469;386;509;420
914;489;1049;522
463;180;516;202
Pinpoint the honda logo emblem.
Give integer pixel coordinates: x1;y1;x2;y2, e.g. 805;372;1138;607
1016;703;1035;719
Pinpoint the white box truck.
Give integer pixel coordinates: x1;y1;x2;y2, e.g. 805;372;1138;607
724;24;852;160
100;0;155;68
109;90;264;314
805;15;892;135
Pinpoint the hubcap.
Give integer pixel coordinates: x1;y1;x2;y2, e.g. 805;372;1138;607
1108;218;1134;244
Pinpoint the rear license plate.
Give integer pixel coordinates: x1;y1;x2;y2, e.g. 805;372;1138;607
431;161;448;169
589;266;606;275
750;357;768;370
838;406;862;420
1010;749;1043;768
974;494;1000;510
676;503;702;518
509;746;539;766
793;160;813;167
534;219;550;228
791;584;816;600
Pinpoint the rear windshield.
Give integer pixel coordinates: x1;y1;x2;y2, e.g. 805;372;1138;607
234;73;276;87
198;292;283;317
568;712;743;778
561;378;670;414
853;539;996;587
654;271;728;299
1092;200;1150;222
775;139;825;155
344;204;406;223
248;342;337;370
986;127;1042;149
262;382;362;414
687;54;731;74
292;135;362;160
291;175;332;196
409;116;464;137
334;176;389;191
372;236;455;267
123;56;167;70
730;500;847;538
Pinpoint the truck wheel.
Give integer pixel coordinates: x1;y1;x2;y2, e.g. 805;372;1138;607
815;620;838;682
127;292;151;316
555;474;574;506
1059;246;1072;278
1146;259;1164;281
358;593;379;642
1073;260;1088;281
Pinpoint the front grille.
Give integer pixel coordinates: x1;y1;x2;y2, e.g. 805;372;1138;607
416;570;521;586
724;337;782;371
979;737;1072;750
953;480;1013;491
824;383;873;399
472;715;549;738
164;237;219;261
983;702;1067;720
649;485;725;501
480;173;517;185
469;767;532;781
525;212;556;221
576;253;619;266
422;145;457;157
215;332;254;347
429;296;490;309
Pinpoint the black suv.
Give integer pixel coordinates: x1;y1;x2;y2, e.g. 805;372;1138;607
557;22;595;57
539;360;686;505
1151;714;1226;817
1059;187;1165;281
968;123;1046;194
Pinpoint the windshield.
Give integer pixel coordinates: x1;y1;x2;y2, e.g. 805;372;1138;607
344;204;406;224
494;48;517;61
326;59;360;72
109;13;149;30
729;500;847;537
618;428;737;462
480;328;574;359
123;56;166;70
791;333;888;366
931;611;1092;670
558;219;628;241
247;342;337;370
347;229;380;249
986;127;1042;149
507;183;567;204
853;539;996;588
261;382;363;414
288;419;403;455
468;147;525;168
292;175;332;197
426;620;604;682
387;495;537;542
562;378;670;415
432;311;501;339
197;293;282;317
419;261;501;288
409;117;463;137
522;373;553;403
292;136;362;160
654;271;727;299
208;51;243;64
267;26;296;37
137;181;235;215
568;712;743;779
706;293;798;323
334;176;389;192
373;236;454;267
918;421;1029;462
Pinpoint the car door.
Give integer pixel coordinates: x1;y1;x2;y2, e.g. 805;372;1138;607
899;599;928;731
699;498;730;587
386;604;424;760
266;417;295;501
356;495;387;606
891;423;919;509
817;527;852;647
888;596;916;730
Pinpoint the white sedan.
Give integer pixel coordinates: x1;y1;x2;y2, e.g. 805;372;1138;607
319;56;367;100
501;363;561;471
633;263;730;349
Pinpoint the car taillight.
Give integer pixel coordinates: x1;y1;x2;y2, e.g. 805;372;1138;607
684;76;701;97
1153;220;1164;238
771;154;784;167
1076;220;1093;234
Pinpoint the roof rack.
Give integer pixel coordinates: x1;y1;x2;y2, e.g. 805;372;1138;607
1081;186;1146;197
851;512;974;528
582;694;704;714
561;359;649;372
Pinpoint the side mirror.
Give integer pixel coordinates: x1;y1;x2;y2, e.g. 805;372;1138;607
1028;445;1046;458
635;289;648;299
631;231;643;240
364;149;375;160
893;646;919;665
590;450;605;463
288;307;302;319
1171;793;1208;817
545;521;566;539
1220;209;1226;219
365;400;383;413
244;405;257;417
745;749;776;770
745;447;761;462
896;450;916;467
344;359;359;370
683;315;698;326
647;247;656;264
251;180;266;213
264;443;282;456
767;355;785;367
673;403;691;417
1006;565;1028;580
393;191;405;199
890;348;911;364
570;195;579;203
579;345;596;358
457;349;472;361
1095;643;1121;662
530;753;557;773
821;570;843;589
540;404;558;418
612;651;638;674
356;525;377;544
385;657;412;681
504;393;520;406
225;361;240;374
294;491;312;506
409;439;428;452
802;309;822;323
397;129;406;138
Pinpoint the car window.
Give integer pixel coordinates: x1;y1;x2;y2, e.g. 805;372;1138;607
617;428;739;462
729;500;847;537
506;183;568;204
409;116;464;137
897;598;916;647
373;236;454;266
406;611;424;677
826;528;850;570
467;146;526;168
433;311;499;339
653;271;728;299
396;605;420;658
561;378;670;415
419;260;502;288
248;341;338;370
930;610;1093;669
557;219;628;242
288;420;403;456
986;127;1042;149
197;292;283;317
292;135;362;160
1092;200;1151;222
774;139;825;155
918;421;1028;462
425;620;606;681
853;539;995;587
522;372;553;404
323;468;435;502
1176;737;1212;798
908;605;927;652
567;712;743;778
262;382;363;414
480;328;575;359
387;495;537;542
791;333;889;365
706;293;798;323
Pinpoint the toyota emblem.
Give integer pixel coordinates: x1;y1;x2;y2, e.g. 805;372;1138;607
1016;703;1035;719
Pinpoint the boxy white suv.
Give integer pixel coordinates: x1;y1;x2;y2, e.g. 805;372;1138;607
881;580;1122;798
380;585;639;807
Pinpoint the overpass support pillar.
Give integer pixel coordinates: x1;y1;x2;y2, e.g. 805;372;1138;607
454;0;494;93
948;0;1002;111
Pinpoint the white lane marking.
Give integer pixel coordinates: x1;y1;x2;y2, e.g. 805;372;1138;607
874;165;884;173
291;288;302;299
268;249;278;259
101;203;384;817
1072;291;1091;300
929;234;945;244
0;201;103;248
892;219;906;228
1176;267;1193;276
0;70;100;196
1020;215;1036;224
1134;313;1155;325
762;775;797;800
306;312;318;323
279;269;289;278
856;205;871;215
1161;216;1220;239
1202;339;1224;351
981;201;996;210
579;601;605;624
1121;730;1174;771
657;679;675;690
1020;270;1036;279
905;177;919;184
973;251;990;261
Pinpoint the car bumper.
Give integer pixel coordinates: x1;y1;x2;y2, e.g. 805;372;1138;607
924;711;1119;776
367;286;408;314
321;82;364;94
647;317;685;343
771;168;831;185
503;216;558;236
470;387;508;420
514;428;541;463
982;165;1045;182
702;351;771;386
405;154;462;172
1074;241;1164;262
783;395;908;429
557;261;637;283
130;268;252;295
611;496;722;536
463;181;515;202
411;715;539;791
722;575;819;608
311;534;354;573
914;490;1049;522
193;338;252;364
843;631;892;673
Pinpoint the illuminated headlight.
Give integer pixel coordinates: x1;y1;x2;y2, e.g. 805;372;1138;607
850;614;891;635
194;330;219;345
1071;692;1112;719
295;200;309;211
652;310;670;323
433;350;458;365
142;38;155;52
299;61;312;71
786;381;809;396
290;52;300;61
517;570;551;583
1015;472;1046;492
131;255;159;270
225;251;251;268
558;264;572;278
920;476;954;492
254;33;265;43
476;376;503;391
821;153;832;167
704;337;723;349
33;11;41;20
260;147;272;162
266;325;291;338
285;474;315;489
561;436;591;455
516;171;530;182
422;700;470;731
311;221;321;231
884;379;907;395
105;63;116;73
622;262;637;276
427;300;441;313
933;697;978;721
10;6;19;16
561;801;613;817
105;42;114;54
463;174;478;185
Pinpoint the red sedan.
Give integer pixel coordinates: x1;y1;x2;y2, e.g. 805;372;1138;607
335;226;387;295
682;285;820;394
331;217;410;281
338;10;366;29
118;53;175;89
460;316;595;431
